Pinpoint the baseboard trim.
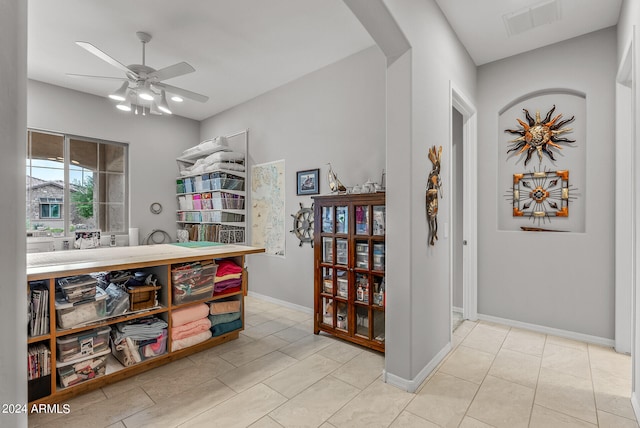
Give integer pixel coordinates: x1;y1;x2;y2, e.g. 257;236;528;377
477;313;615;347
632;392;640;422
383;342;452;393
452;306;463;314
247;291;313;314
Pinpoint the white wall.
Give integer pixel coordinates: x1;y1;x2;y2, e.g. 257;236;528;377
618;0;639;65
381;0;477;386
0;1;27;426
199;46;386;308
477;28;617;339
27;81;200;244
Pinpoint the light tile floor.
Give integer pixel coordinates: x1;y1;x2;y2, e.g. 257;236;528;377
29;296;638;428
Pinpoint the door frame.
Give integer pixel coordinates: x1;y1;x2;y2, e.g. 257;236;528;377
449;82;478;326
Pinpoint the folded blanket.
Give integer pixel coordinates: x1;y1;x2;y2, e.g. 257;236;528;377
208;311;241;326
171;303;209;327
171;330;212;352
214;286;242;296
204;150;244;164
214;278;242;290
210;300;241;314
211;319;243;337
208;162;245;172
216;260;242;277
172;318;212;340
215;272;242;283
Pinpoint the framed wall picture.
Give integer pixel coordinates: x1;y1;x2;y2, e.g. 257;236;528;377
297;168;320;195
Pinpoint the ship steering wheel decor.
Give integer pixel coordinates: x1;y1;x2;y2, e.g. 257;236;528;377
290;203;314;247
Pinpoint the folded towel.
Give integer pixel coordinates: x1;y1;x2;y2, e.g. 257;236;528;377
214;272;242;283
210;300;241;314
208;311;241;326
172;318;212;340
171;330;212;352
171;303;209;327
214;286;242;297
214;278;242;292
216;260;242;277
211;319;243;337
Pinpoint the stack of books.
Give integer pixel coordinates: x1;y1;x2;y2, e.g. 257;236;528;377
29;281;49;337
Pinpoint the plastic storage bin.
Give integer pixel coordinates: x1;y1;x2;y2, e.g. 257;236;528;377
111;328;167;366
210;177;244;191
171;263;218;304
56;349;110;388
55;288;107;329
210;191;245;210
57;275;97;303
56;326;111;363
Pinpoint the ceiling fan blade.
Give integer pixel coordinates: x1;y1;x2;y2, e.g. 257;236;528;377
148;62;195;81
75;41;137;78
154;82;209;103
66;73;128;81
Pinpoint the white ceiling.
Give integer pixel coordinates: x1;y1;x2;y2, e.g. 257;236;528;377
434;0;622;65
28;0;375;121
28;1;624;122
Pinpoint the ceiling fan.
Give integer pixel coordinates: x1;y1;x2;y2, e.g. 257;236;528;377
68;31;209;115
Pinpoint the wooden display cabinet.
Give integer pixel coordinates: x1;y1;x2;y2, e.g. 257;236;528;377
313;193;385;352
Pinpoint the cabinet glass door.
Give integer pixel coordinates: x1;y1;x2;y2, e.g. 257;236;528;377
336;301;348;331
373;310;385;342
372;206;385;236
356;306;369;338
335;239;348;265
355;273;369;303
322;238;333;263
336;269;348;299
355;240;368;269
355;205;369;235
373;243;385;271
322;267;333;294
322;206;334;233
322;297;334;327
372;276;385;308
336;206;348;234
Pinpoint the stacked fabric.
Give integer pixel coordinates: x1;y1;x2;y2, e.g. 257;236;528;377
214;260;243;296
171;303;212;351
209;300;242;337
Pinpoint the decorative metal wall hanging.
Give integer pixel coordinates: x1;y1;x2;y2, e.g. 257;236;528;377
505;105;575;165
290;202;314;247
508;169;577;224
426;146;443;246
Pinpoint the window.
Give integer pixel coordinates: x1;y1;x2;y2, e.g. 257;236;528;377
26;130;128;236
39;198;62;219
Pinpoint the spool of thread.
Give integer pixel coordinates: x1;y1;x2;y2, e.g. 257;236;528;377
128;228;139;246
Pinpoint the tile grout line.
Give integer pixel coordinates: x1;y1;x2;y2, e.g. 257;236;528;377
586;344;600;427
527;333;548;427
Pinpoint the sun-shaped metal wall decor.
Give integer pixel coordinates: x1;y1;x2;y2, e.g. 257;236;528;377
505;105;575;166
507;169;578;225
290;202;314;247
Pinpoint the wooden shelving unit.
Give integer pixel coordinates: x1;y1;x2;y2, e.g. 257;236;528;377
312;193;386;352
26;243;263;405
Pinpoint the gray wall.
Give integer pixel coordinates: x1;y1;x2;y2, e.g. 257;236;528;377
0;1;27;426
477;28;617;339
27;81;201;245
200;46;386;309
382;0;477;383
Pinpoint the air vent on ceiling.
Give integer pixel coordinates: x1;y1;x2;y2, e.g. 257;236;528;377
503;0;560;37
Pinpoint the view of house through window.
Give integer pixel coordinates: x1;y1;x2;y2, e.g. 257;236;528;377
26;130;128;237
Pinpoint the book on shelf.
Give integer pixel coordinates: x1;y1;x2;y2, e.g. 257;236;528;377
29;281;49;337
27;343;51;380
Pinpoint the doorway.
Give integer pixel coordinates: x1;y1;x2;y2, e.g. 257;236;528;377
452;106;464;332
449;83;478;338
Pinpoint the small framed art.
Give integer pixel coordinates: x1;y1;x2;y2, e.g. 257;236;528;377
296;168;320;195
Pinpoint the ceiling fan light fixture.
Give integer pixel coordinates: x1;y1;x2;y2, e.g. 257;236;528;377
171;95;184;102
138;84;155;101
116;100;132;112
108;81;129;101
158;90;172;115
150;100;163;115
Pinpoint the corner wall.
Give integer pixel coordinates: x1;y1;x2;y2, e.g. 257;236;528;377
0;1;27;426
477;28;617;339
381;0;477;384
199;46;386;309
27;81;200;244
